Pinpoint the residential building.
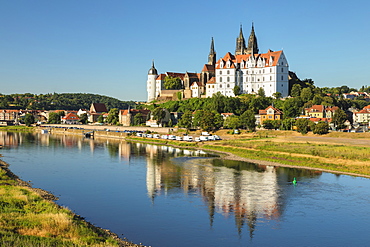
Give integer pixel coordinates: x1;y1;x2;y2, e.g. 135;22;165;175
258;106;283;125
353;105;370;125
119;108;150;126
62;113;80;124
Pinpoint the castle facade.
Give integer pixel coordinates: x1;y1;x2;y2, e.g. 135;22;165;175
147;24;289;102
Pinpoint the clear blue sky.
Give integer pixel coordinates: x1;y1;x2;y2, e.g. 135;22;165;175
1;0;369;101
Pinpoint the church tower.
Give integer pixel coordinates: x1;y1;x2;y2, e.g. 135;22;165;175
246;23;259;54
208;37;216;66
147;60;158;102
235;25;246;55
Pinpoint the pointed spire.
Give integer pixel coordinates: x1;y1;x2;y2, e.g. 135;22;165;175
208;37;216;65
235;24;246;55
247;23;259;54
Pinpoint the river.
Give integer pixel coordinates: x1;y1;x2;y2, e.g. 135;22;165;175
1;131;370;247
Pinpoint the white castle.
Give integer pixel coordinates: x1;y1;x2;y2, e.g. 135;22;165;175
147;24;289;102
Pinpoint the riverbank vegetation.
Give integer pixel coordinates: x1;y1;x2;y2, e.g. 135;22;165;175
0;162;141;247
201;131;370;177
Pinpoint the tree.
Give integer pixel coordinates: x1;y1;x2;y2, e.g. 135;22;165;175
295;118;310;134
257;87;266;97
240;110;256;131
79;113;88;124
262;120;275;130
24;113;35;126
272;92;282;99
283;97;303;118
233;85;241;96
290;84;302;97
152;107;167;125
97;115;105;123
105;108;119;125
313;121;329;135
133;113;143;126
332;108;347;130
164;76;183;90
47;112;61;124
178;110;193;130
223;115;241;129
300;87;313;102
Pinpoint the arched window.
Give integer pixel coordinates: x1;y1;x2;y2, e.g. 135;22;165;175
220;71;222;75
220;77;222;82
227;77;230;82
227;70;230;74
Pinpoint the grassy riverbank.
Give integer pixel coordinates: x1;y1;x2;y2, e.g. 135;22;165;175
201;131;370;177
0;161;143;247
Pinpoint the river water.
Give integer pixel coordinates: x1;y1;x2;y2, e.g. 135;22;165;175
1;131;370;247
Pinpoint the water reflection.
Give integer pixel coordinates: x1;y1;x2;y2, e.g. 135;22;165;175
3;131;347;245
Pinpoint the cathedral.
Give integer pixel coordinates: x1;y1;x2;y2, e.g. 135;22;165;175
147;24;289;102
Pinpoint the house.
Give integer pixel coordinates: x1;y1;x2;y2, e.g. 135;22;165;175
89;103;108;123
304;105;339;119
220;113;234;120
119;109;150;126
353;105;370;125
61;113;80;124
258;106;283;125
0;110;19;125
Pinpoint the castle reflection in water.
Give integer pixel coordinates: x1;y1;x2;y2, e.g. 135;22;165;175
0;131;321;237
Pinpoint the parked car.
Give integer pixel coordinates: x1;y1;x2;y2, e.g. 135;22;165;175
195;137;201;142
168;135;176;140
153;134;160;138
200;136;208;141
183;136;193;141
176;136;183;141
161;135;168;139
136;133;142;137
146;134;153;138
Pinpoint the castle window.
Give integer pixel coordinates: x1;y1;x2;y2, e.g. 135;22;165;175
220;71;222;75
220;84;222;88
270;76;272;80
227;70;230;74
281;76;284;80
227;77;230;82
227;84;230;88
220;77;222;82
263;77;265;81
281;68;284;72
270;68;272;73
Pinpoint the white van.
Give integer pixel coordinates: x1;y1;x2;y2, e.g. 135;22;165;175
199;136;208;141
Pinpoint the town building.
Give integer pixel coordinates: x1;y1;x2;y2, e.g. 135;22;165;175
258;106;283;125
147;24;289;102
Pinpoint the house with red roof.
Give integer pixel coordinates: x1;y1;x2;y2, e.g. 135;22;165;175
353;105;370;125
258;106;283;125
61;113;80;124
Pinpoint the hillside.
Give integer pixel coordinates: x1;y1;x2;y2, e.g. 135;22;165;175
0;93;136;111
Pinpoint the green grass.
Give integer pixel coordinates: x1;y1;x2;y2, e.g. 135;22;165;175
212;139;370;161
203;142;370;176
0;167;121;247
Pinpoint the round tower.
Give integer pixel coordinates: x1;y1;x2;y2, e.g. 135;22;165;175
147;60;158;102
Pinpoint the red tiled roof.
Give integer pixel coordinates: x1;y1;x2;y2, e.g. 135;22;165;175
166;72;185;80
62;113;79;120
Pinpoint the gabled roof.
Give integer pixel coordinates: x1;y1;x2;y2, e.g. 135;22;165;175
216;50;284;69
120;109;150;116
202;64;215;72
305;105;325;113
90;103;107;113
259;106;283;115
62;112;79;120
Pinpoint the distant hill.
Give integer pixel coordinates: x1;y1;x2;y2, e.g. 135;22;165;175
0;93;136;111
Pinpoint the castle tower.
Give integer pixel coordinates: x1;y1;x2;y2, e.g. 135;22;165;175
147;60;158;102
208;37;216;66
246;23;259;55
235;25;246;55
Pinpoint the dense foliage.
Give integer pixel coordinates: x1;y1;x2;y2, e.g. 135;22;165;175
0;93;136;110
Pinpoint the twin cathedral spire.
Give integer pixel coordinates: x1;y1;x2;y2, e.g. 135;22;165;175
235;23;259;55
